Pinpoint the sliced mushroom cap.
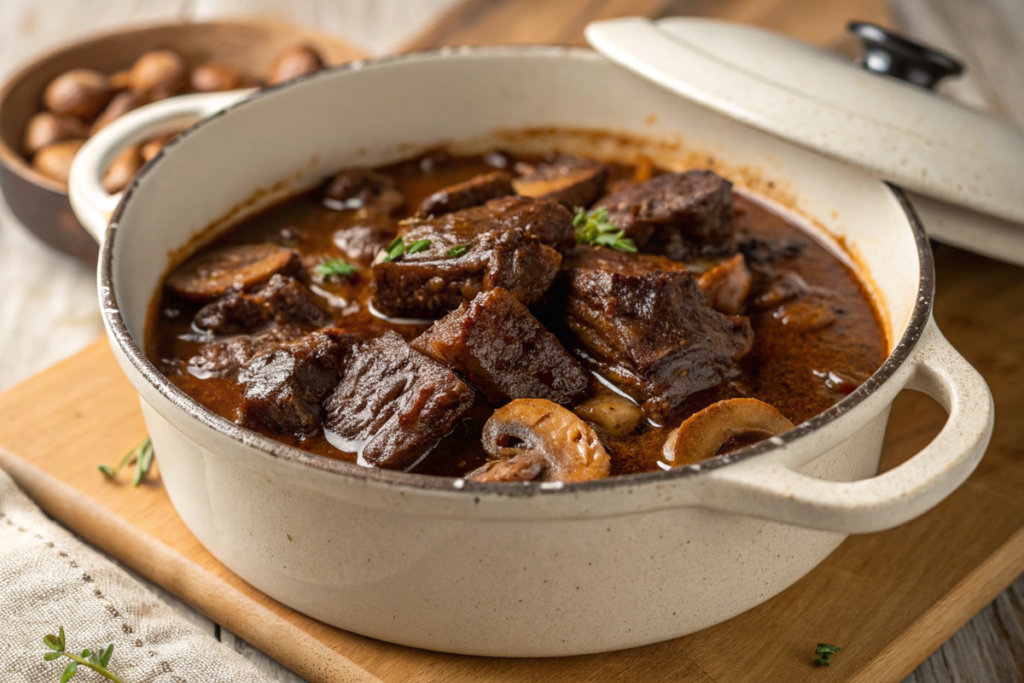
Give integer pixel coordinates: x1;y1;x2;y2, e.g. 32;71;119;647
512;156;608;209
166;244;301;301
416;171;514;218
662;398;794;466
469;399;611;483
574;394;644;437
698;254;752;315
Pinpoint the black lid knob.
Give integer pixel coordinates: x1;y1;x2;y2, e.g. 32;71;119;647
848;21;965;90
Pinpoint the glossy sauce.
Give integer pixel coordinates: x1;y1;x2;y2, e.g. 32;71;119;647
148;152;888;477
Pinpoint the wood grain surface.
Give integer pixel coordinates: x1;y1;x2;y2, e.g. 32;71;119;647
0;0;1022;681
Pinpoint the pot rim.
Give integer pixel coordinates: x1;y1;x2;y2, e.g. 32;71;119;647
98;45;935;497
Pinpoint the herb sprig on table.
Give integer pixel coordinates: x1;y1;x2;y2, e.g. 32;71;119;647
99;436;154;487
43;626;122;683
814;643;841;667
573;207;637;253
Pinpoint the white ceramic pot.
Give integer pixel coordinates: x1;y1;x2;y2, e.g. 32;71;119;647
67;47;993;657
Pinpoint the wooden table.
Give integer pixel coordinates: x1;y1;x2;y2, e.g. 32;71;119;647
0;1;1021;681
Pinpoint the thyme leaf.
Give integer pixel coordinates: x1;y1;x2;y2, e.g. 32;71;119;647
572;207;637;253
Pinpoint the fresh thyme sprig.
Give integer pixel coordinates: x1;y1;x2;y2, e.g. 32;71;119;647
314;258;357;279
99;436;154;488
384;237;431;262
814;643;841;667
572;207;637;253
43;626;123;683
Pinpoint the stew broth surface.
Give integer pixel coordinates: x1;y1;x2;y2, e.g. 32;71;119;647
148;151;887;478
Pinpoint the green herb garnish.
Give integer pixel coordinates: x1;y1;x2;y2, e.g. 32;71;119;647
447;244;469;258
315;258;357;279
43;627;122;683
100;436;154;488
406;239;432;255
814;643;841;667
572;206;637;253
384;236;405;262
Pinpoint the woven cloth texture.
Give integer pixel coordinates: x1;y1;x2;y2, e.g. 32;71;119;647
0;467;272;682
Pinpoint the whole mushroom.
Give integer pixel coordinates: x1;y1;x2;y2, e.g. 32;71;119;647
468;399;611;483
190;62;246;92
129;49;188;99
266;45;324;85
32;139;86;185
42;68;115;121
102;144;144;194
22;112;89;155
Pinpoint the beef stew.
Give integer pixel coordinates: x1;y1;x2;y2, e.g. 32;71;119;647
148;150;886;482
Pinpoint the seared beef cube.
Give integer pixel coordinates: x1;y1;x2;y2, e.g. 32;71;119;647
560;246;753;418
324;170;405;215
188;326;306;379
372;230;561;319
370;196;572;318
194;275;330;334
333;224;395;266
237;328;355;439
512;155;608;209
323;332;475;470
593;171;736;260
411;287;588;405
416;171;514;218
403;196;575;251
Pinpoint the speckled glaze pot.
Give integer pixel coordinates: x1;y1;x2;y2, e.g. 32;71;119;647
66;47;993;657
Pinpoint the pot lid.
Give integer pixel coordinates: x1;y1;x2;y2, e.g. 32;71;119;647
585;17;1024;231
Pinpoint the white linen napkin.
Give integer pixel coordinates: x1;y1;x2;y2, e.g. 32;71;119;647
0;467;273;682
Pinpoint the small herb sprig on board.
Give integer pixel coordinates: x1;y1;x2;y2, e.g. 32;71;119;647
43;626;122;683
573;207;637;253
99;436;154;487
814;643;841;667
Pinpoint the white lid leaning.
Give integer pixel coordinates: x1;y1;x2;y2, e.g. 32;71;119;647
585;17;1024;229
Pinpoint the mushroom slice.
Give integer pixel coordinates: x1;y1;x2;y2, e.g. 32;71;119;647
469;399;611;483
698;254;752;315
512;156;608;209
662;398;794;466
416;171;514;218
573;394;644;437
166;244;301;302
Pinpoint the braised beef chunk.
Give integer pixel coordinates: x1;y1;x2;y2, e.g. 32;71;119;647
324;170;405;215
237;328;354;439
323;332;475;470
333;224;395;267
593;171;736;260
370;196;573;318
512;155;608;209
187;326;306;379
416;171;514;218
193;275;331;335
166;244;301;302
560;246;753;418
411;287;588;405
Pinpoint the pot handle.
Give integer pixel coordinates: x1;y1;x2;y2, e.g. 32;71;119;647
702;320;993;534
68;89;254;244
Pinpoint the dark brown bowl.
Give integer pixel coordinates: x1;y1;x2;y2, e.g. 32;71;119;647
0;20;363;264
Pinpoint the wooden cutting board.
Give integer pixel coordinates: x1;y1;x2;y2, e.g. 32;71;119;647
0;242;1022;683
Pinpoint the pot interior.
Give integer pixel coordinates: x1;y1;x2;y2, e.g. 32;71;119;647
105;47;922;407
